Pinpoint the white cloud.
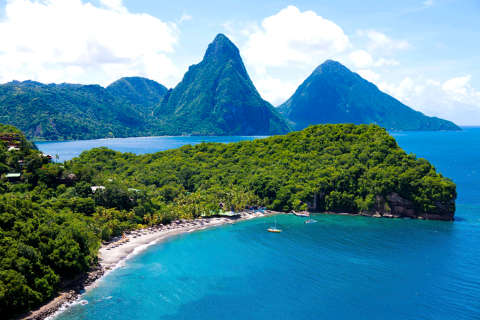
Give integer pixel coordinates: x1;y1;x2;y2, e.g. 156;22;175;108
374;58;400;67
238;5;350;104
357;69;381;82
357;30;410;54
379;75;480;125
380;77;416;99
242;5;350;73
236;6;414;105
179;13;192;23
442;75;471;96
254;75;299;106
0;0;180;86
100;0;125;12
349;50;373;68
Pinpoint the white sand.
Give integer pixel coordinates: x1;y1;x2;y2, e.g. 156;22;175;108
96;211;268;277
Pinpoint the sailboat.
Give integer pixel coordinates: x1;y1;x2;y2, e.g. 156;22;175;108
267;216;282;233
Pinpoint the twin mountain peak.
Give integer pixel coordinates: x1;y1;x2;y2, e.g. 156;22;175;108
0;33;459;140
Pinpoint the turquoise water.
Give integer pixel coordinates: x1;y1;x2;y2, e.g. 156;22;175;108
53;128;480;320
36;136;266;162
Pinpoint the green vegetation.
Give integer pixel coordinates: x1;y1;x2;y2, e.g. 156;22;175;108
279;60;460;131
0;123;456;317
68;123;456;218
0;124;99;316
0;35;290;141
0;78;167;141
154;34;290;135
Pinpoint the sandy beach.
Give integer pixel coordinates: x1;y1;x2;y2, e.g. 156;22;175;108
98;211;268;274
22;210;271;320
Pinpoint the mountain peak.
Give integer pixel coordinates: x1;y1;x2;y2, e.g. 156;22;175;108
204;33;240;62
155;33;290;135
314;59;351;75
279;60;460;131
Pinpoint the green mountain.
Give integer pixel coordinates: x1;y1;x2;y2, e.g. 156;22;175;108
0;34;290;140
0;46;460;140
278;60;460;131
106;76;168;114
0;80;163;140
154;34;291;135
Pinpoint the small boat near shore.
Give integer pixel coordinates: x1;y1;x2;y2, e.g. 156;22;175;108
293;211;310;217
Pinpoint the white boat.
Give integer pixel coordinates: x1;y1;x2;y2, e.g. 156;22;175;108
293;211;310;217
267;216;282;233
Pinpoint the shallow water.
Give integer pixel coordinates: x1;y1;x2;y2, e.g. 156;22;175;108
52;128;480;320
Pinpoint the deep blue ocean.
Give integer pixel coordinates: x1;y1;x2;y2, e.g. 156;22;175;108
40;128;480;320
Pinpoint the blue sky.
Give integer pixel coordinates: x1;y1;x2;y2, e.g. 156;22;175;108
0;0;479;124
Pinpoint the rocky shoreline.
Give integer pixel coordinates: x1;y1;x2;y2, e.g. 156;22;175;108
18;264;105;320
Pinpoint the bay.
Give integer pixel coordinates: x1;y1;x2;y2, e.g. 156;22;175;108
35;136;267;162
47;128;480;320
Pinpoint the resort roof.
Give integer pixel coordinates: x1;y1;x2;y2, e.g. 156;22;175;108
6;173;21;178
91;186;106;193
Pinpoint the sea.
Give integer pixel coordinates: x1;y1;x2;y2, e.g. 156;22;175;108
35;136;267;162
37;128;480;320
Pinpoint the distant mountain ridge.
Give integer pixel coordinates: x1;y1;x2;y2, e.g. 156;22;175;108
0;36;460;141
106;77;168;114
278;60;460;131
0;79;155;140
0;34;290;140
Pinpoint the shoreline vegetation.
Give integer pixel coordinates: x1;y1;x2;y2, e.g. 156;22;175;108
0;122;456;318
20;211;269;320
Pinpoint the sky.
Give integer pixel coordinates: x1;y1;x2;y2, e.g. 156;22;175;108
0;0;479;125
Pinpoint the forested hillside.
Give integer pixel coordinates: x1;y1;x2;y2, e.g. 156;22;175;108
154;34;290;135
0;80;161;140
0;35;290;141
70;123;456;220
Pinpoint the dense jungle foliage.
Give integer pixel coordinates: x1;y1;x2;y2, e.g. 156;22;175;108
0;123;456;317
0;77;167;141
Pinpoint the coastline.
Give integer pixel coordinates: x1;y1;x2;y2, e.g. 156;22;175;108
18;208;449;319
20;210;273;320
